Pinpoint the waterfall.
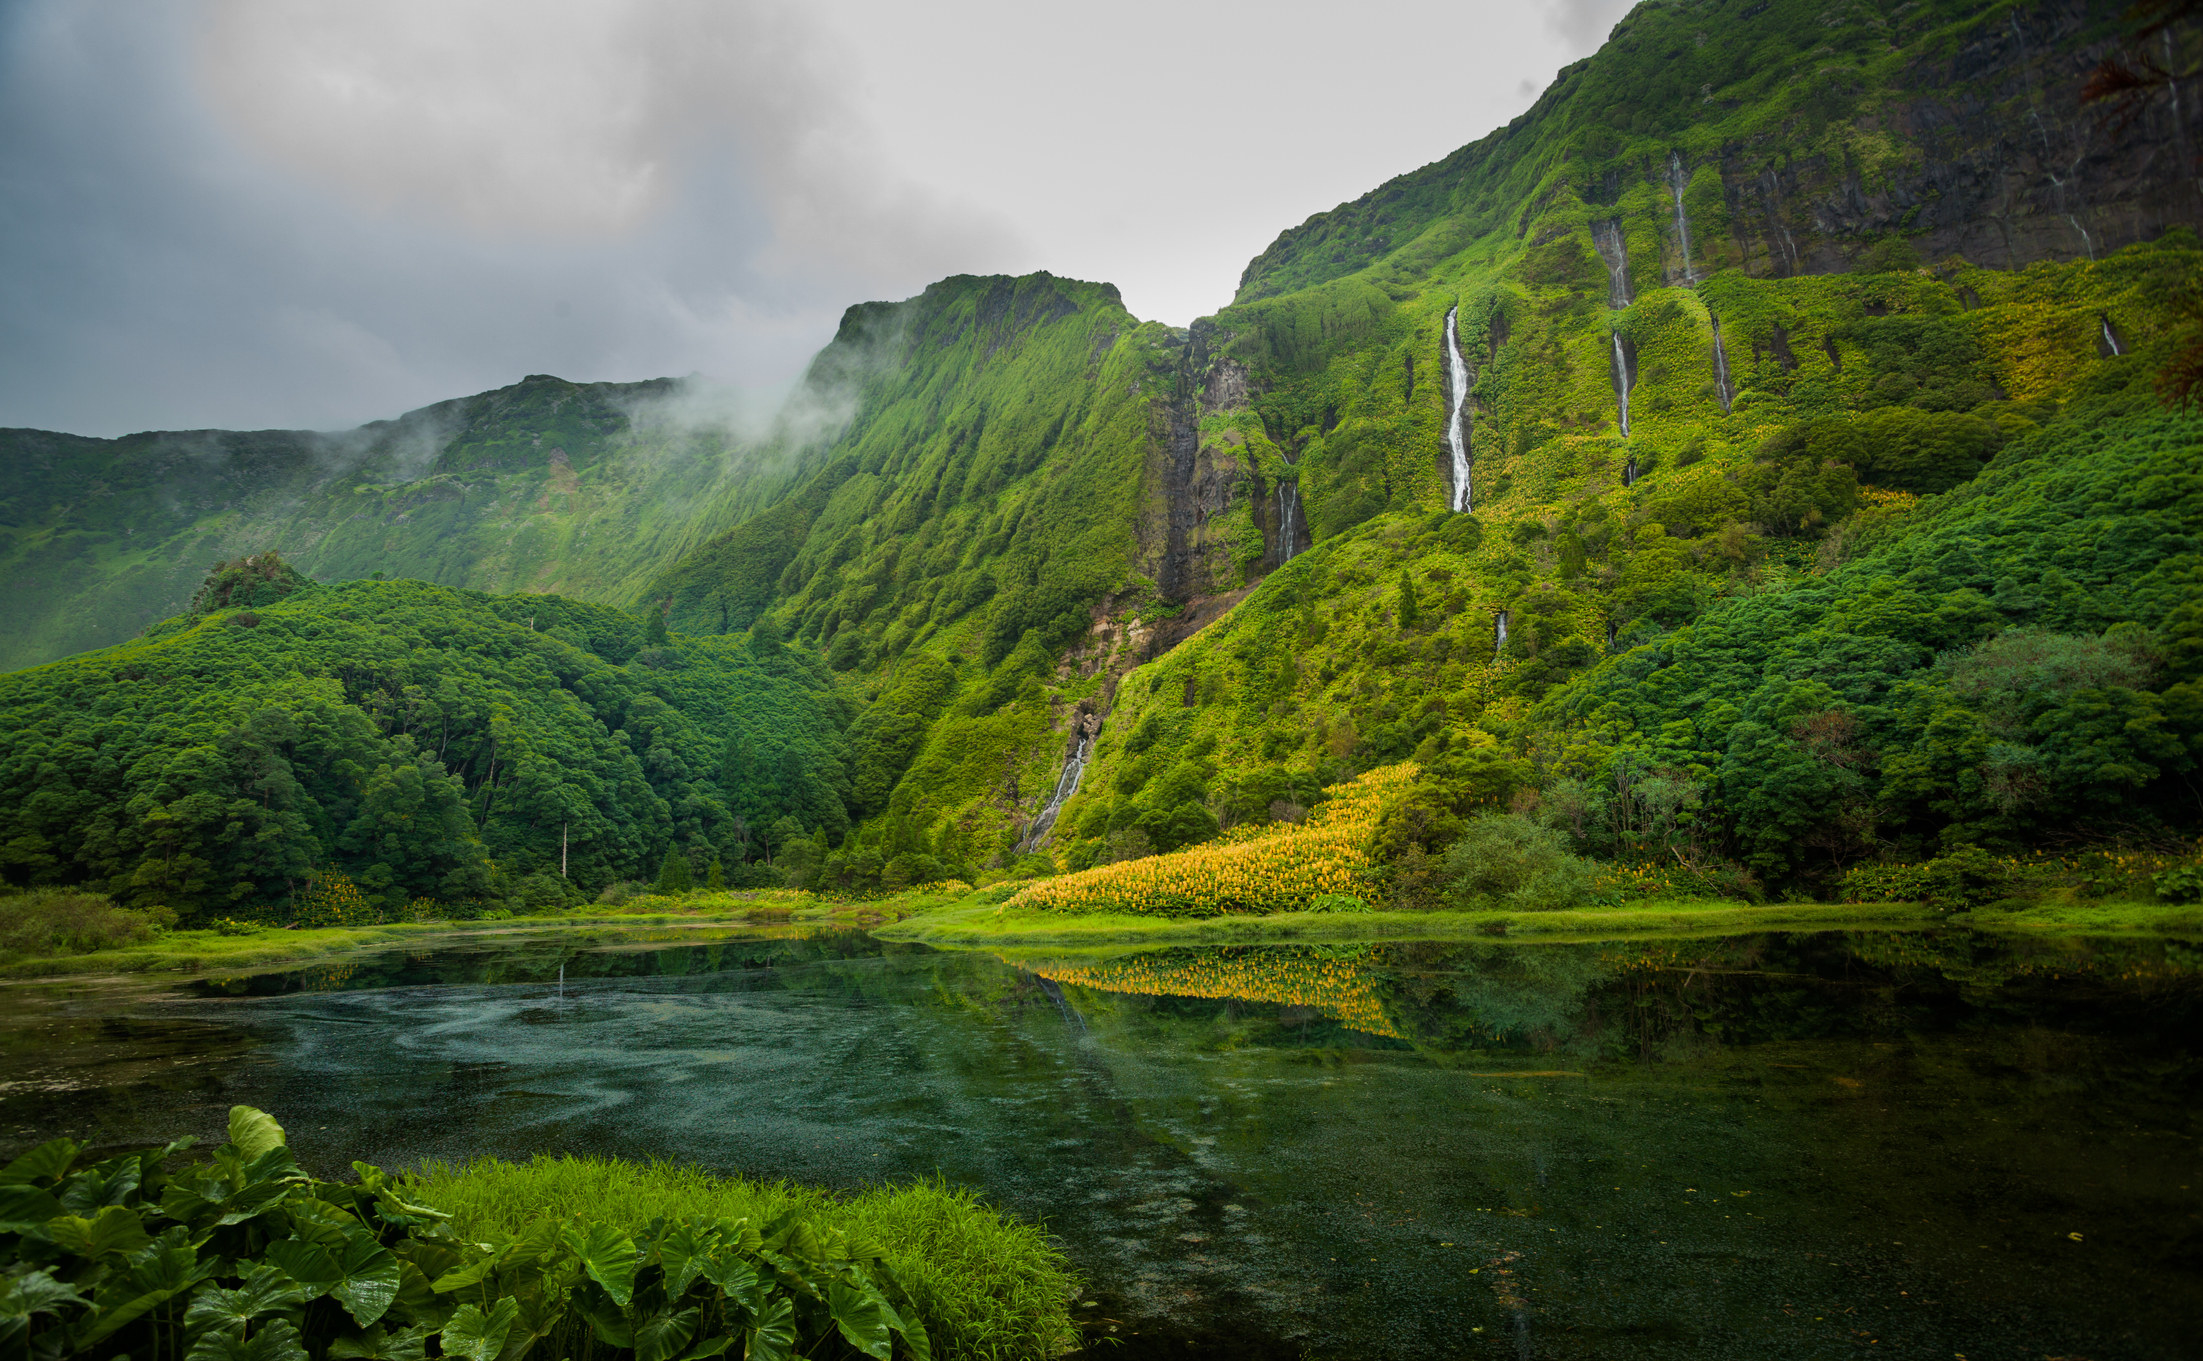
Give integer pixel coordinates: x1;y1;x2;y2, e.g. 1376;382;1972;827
1710;315;1736;414
1017;730;1093;853
1610;332;1634;438
1606;620;1618;650
1592;219;1632;308
1443;304;1475;512
1667;152;1696;284
1494;610;1510;657
2101;317;2123;357
1276;479;1302;562
1622;456;1638;488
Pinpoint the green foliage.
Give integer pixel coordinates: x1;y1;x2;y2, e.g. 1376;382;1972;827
1436;814;1597;911
0;887;168;964
0;573;854;920
0;1107;1032;1361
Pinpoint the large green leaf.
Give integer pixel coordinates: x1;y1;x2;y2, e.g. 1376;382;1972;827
742;1295;796;1361
264;1238;342;1294
227;1107;287;1162
655;1221;711;1300
826;1281;893;1360
327;1323;434;1360
429;1245;509;1295
330;1234;403;1327
184;1318;311;1361
0;1268;85;1321
57;1156;140;1214
635;1306;701;1361
128;1229;216;1295
385;1260;454;1331
46;1203;154;1259
680;1335;735;1360
0;1184;62;1232
438;1297;518;1361
184;1264;314;1334
696;1253;762;1319
562;1221;640;1307
573;1280;634;1349
0;1138;78;1186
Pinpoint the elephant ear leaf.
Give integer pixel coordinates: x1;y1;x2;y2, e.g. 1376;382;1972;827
0;1268;86;1319
655;1222;710;1300
561;1222;640;1307
0;1138;79;1187
0;1185;62;1232
826;1281;893;1360
329;1234;403;1327
743;1295;797;1361
634;1306;701;1361
46;1204;152;1259
227;1107;287;1162
438;1297;518;1361
184;1316;309;1361
264;1239;342;1295
695;1252;761;1319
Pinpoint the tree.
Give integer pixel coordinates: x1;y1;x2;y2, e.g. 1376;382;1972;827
1397;571;1421;631
655;846;694;894
707;857;725;890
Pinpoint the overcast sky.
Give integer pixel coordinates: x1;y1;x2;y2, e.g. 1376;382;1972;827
0;0;1636;437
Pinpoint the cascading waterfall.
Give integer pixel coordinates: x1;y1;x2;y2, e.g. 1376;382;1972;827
1610;332;1634;438
2101;316;2123;356
1592;218;1633;307
1710;315;1736;414
1018;730;1093;853
1276;479;1302;561
1622;456;1638;488
1494;610;1510;657
1667;152;1696;284
1443;304;1475;511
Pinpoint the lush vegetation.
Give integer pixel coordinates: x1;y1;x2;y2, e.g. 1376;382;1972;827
407;1158;1076;1361
0;373;813;672
0;580;854;923
0;1106;1069;1360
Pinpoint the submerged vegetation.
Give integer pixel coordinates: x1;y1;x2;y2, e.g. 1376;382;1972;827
0;1107;1070;1361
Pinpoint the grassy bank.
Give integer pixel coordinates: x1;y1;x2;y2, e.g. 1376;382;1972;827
408;1155;1078;1360
0;890;844;980
873;893;2203;949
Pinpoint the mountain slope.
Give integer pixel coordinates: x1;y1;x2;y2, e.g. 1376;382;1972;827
0;373;809;670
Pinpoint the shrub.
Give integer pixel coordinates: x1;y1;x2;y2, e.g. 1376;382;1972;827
2153;866;2203;904
1919;845;2010;910
0;888;168;963
596;880;644;906
3;1107;1028;1361
1307;893;1370;913
1838;861;1935;903
1438;814;1597;911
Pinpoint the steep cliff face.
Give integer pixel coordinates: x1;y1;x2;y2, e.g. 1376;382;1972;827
1236;0;2197;305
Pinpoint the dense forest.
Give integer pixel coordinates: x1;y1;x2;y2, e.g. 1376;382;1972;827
1;0;2199;920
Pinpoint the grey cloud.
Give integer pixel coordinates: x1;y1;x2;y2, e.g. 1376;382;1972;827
1543;0;1639;53
0;0;1017;437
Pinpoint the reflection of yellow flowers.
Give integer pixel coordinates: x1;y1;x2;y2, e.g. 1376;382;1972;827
1037;947;1400;1038
1010;764;1415;917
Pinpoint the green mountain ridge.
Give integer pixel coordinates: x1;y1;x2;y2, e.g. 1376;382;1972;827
3;0;2199;915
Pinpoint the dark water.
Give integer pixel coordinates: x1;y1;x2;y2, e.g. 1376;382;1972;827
5;929;2199;1358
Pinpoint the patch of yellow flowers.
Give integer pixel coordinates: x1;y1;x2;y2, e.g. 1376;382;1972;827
1009;763;1416;917
1036;946;1401;1037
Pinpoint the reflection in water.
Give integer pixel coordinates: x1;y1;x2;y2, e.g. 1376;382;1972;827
4;929;2199;1360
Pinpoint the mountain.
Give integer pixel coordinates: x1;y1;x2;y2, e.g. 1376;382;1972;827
1;0;2198;916
0;373;813;671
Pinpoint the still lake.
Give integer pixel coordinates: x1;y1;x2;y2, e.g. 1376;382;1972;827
5;928;2197;1358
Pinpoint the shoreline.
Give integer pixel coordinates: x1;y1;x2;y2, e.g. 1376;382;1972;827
8;894;2198;985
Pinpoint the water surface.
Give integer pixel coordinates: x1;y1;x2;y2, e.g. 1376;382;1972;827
5;928;2197;1358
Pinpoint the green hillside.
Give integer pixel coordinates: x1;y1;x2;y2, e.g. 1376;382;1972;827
1;0;2197;916
0;373;812;671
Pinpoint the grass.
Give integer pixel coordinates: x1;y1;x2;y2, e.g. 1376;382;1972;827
406;1155;1078;1361
0;887;168;965
875;892;2203;949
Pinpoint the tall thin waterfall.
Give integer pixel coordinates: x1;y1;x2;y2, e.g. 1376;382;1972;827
1610;332;1634;438
1018;730;1093;853
2101;317;2123;356
1494;610;1510;657
1667;152;1696;284
1710;315;1736;414
1592;219;1633;308
1443;305;1475;511
1276;479;1302;561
